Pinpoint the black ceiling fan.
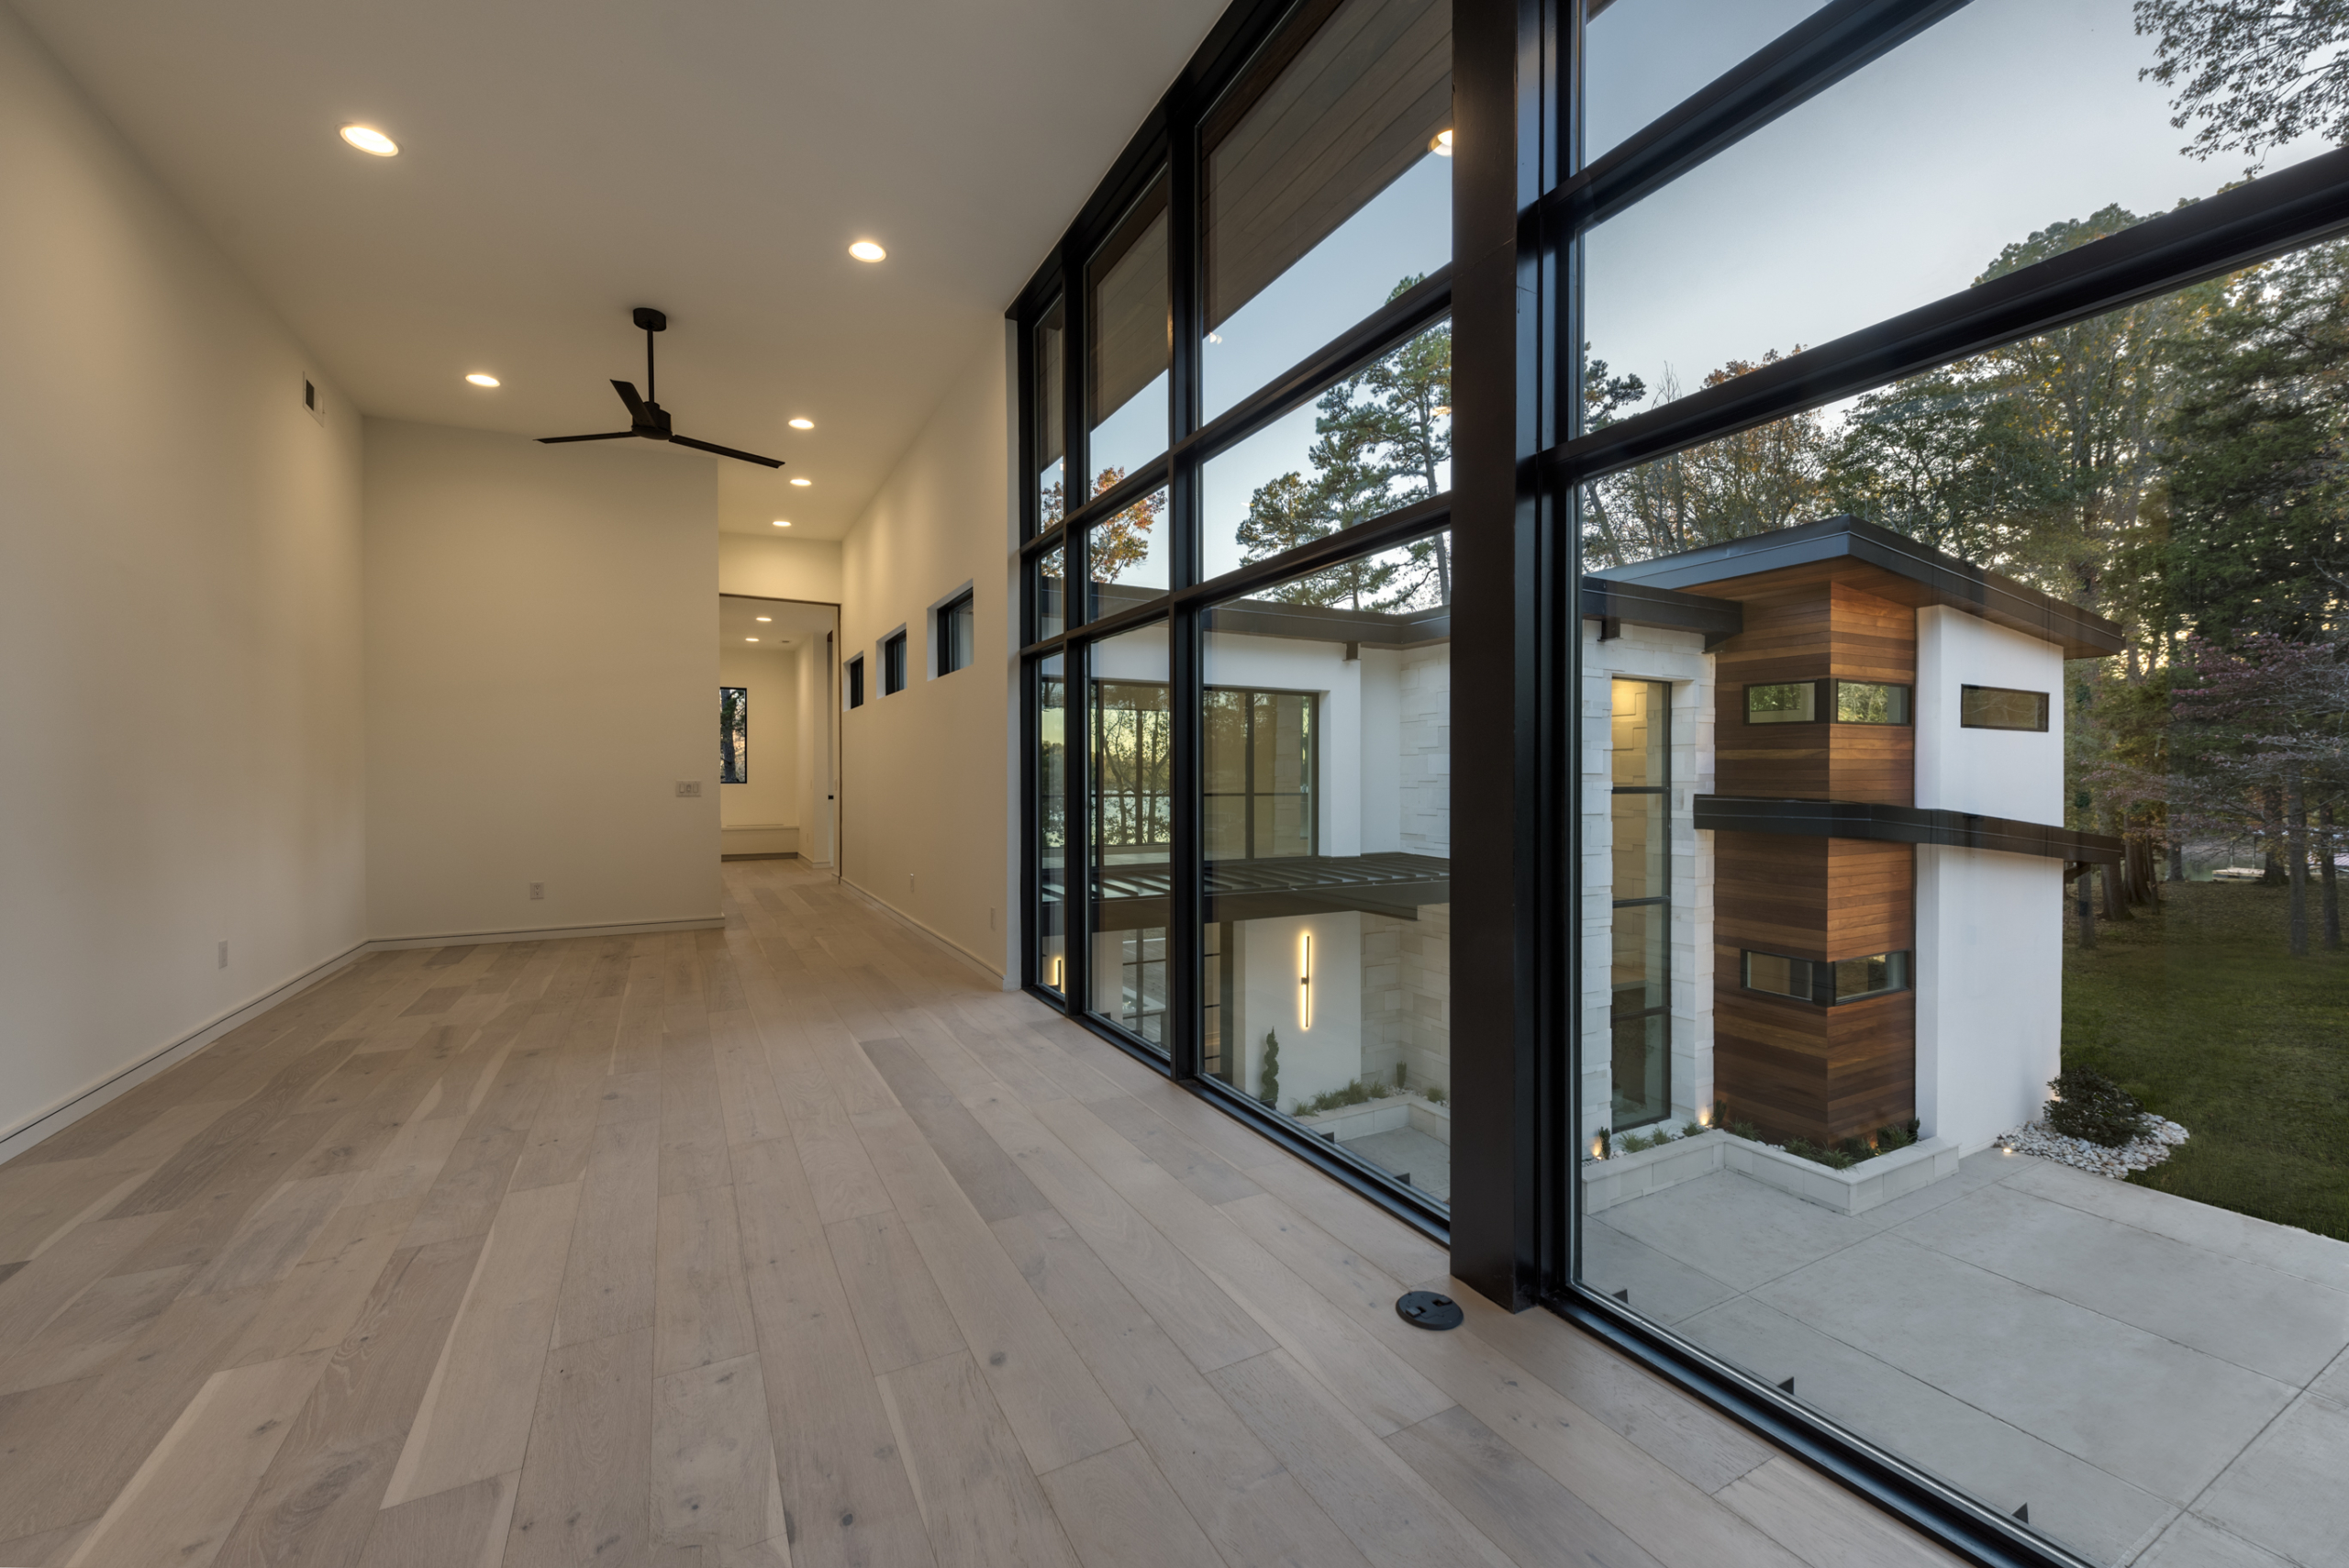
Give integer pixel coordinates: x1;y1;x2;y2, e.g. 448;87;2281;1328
538;306;783;468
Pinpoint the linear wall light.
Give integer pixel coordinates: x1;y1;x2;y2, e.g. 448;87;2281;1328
1298;932;1313;1030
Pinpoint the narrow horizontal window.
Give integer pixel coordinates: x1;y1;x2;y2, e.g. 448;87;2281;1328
845;655;865;710
1831;950;1909;1003
883;632;907;695
1744;682;1816;724
1834;680;1909;725
1959;684;2049;731
1741;950;1813;1000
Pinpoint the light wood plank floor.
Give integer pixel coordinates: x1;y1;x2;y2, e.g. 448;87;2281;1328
0;859;1965;1568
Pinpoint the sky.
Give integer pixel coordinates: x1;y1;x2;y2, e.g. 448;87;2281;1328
1080;0;2333;587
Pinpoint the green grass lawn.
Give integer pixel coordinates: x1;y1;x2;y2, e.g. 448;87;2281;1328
2063;880;2349;1242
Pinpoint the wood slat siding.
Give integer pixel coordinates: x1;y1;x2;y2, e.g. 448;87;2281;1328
1708;566;1917;807
1713;834;1917;1144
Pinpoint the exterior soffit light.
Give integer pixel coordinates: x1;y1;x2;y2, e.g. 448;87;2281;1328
340;125;399;156
849;240;886;262
1430;128;1453;157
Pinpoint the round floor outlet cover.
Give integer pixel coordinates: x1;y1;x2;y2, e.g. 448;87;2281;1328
1396;1290;1463;1330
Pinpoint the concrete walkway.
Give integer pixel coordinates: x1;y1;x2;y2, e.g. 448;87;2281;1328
1584;1149;2349;1566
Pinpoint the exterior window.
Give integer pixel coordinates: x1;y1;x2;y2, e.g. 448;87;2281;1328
719;687;747;784
1087;177;1170;487
882;631;907;695
1960;684;2050;731
1036;653;1065;994
845;655;865;710
1746;679;1911;724
1204;689;1317;859
1035;296;1065;532
938;592;975;675
1744;682;1815;723
1741;950;1910;1006
1835;681;1910;724
1610;679;1670;1130
1087;623;1171;1054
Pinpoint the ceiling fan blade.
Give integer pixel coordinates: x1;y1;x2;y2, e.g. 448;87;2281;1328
537;430;638;443
671;433;784;469
610;380;648;417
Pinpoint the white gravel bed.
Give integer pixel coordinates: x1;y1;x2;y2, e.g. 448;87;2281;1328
1995;1116;2189;1177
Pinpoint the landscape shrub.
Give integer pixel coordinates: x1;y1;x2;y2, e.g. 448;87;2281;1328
2044;1067;2149;1148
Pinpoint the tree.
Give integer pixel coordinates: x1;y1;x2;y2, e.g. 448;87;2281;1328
1083;467;1164;583
2135;0;2349;162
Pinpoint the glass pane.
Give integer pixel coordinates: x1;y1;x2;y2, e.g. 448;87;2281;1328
1087;486;1168;608
1201;0;1452;421
1088;176;1170;486
1831;950;1908;1002
1834;680;1909;725
1033;545;1065;642
1037;653;1065;994
1609;901;1666;1016
1037;296;1065;534
1741;950;1811;1000
1583;0;2342;434
1201;539;1453;1203
1744;682;1814;723
1610;795;1664;903
1087;621;1171;1052
1583;0;1831;161
1610;677;1667;785
1609;1013;1668;1131
1961;684;2049;731
948;598;974;673
1203;317;1453;583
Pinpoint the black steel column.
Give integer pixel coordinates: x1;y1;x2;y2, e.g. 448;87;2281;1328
1063;243;1093;1021
1449;0;1560;1310
1166;86;1207;1082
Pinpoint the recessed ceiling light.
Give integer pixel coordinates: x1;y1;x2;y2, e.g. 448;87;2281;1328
788;417;814;430
772;519;791;528
789;477;811;486
755;616;772;622
746;637;760;642
1430;128;1453;157
465;373;499;387
340;125;399;157
849;240;886;262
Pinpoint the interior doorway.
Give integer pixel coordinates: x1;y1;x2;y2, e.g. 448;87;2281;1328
718;595;840;868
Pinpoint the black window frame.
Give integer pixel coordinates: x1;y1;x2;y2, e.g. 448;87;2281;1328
1960;684;2051;732
881;629;907;695
1741;947;1911;1006
845;654;865;710
938;590;976;677
1013;1;2349;1562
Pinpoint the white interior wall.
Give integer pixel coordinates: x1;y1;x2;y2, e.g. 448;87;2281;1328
0;6;367;1157
836;325;1014;978
719;533;843;605
720;642;800;854
363;420;720;941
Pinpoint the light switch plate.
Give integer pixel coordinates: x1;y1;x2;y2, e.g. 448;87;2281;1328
675;781;703;798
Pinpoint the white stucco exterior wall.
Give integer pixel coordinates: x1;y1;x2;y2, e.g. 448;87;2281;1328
1913;606;2069;1151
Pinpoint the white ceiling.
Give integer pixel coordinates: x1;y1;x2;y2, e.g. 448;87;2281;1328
720;594;834;653
17;0;1226;539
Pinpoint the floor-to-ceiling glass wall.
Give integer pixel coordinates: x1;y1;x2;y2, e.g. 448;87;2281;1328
1560;4;2349;1564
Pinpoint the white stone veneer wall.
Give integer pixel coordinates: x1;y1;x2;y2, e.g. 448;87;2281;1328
1580;621;1714;1151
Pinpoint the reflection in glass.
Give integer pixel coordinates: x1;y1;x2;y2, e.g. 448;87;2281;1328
1201;0;1451;420
1202;317;1452;583
1583;0;1830;160
1033;544;1065;642
1960;684;2049;731
1088;177;1170;487
1744;682;1814;723
1742;950;1810;1000
1582;0;2338;441
1037;654;1065;994
1609;679;1671;1129
1087;622;1171;1051
1197;539;1452;1200
1835;681;1909;725
1037;296;1065;533
1088;486;1169;613
1832;950;1908;1002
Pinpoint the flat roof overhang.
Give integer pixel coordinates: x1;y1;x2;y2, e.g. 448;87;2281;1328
1078;851;1453;931
1696;795;2123;862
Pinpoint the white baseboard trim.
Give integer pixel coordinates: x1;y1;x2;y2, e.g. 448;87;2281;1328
362;915;726;950
836;876;1010;988
0;913;728;1165
0;936;371;1163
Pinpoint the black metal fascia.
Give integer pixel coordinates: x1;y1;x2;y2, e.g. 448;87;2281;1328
1543;145;2349;487
1696;795;2125;862
1597;515;2125;657
1579;578;1744;649
1548;0;1973;236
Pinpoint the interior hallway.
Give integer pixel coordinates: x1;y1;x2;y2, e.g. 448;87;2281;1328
0;859;1958;1568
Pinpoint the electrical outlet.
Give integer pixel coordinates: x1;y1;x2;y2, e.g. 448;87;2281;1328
908;873;916;893
675;781;703;798
217;940;228;970
529;882;546;901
